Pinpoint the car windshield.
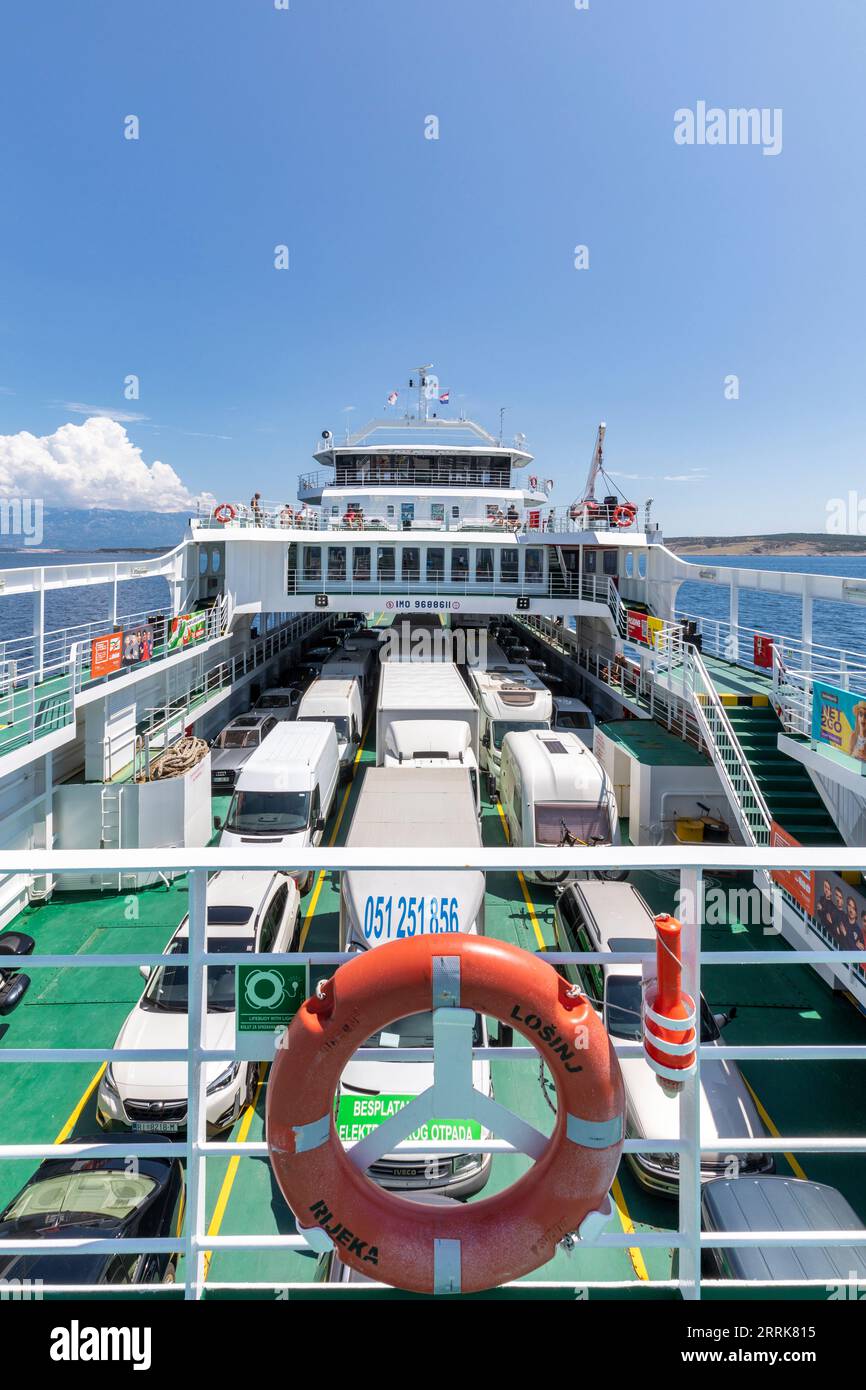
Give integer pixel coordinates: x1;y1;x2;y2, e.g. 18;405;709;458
535;803;613;847
142;935;253;1013
257;694;296;710
492;719;549;750
556;711;591;730
225;790;311;835
298;715;349;740
2;1171;156;1226
216;728;260;749
365;1011;483;1049
604;977;719;1043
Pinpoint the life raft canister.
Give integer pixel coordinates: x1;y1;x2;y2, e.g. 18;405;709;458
213;502;237;524
612;502;637;528
266;933;625;1295
643;913;697;1095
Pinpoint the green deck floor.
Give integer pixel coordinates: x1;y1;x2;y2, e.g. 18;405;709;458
3;717;866;1298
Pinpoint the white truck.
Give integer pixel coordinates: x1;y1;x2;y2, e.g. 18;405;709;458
337;766;492;1198
375;663;481;809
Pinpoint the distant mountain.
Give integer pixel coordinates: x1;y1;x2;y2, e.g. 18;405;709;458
0;507;192;551
668;532;866;557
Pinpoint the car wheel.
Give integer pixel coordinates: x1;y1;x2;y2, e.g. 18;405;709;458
245;1062;260;1110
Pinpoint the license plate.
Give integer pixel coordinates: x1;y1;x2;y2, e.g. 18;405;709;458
133;1121;181;1133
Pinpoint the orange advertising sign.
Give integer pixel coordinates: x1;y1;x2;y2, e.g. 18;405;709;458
91;631;123;679
769;821;815;915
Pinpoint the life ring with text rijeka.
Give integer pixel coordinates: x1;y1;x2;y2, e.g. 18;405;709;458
266;933;625;1294
213;502;237;524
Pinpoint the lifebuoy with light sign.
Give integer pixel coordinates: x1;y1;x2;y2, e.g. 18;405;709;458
266;933;625;1294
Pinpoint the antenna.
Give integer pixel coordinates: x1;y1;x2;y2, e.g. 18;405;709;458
499;406;506;446
414;363;433;422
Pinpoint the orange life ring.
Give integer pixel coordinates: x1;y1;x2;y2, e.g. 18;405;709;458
267;933;625;1294
612;503;637;528
213;502;237;524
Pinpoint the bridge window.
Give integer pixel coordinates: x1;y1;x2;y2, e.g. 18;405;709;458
451;547;469;580
501;548;518;582
328;546;347;580
525;548;544;584
377;546;395;581
303;546;322;581
402;547;420;581
353;547;371;580
475;548;494;581
603;550;618;576
584;549;597;574
427;547;445;580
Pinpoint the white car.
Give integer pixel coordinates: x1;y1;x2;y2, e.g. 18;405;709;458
253;687;303;721
97;871;300;1136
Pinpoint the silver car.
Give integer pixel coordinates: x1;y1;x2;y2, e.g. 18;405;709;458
553;879;774;1197
210;714;277;792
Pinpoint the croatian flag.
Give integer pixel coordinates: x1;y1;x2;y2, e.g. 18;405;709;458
387;391;398;406
439;390;450;404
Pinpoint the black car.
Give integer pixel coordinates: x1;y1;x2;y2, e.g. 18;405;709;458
0;1140;184;1286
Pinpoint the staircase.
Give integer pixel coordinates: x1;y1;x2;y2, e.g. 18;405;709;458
725;705;841;846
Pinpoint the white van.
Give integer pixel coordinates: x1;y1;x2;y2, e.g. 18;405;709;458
337;767;492;1198
466;660;552;794
499;729;620;885
217;721;340;893
296;676;363;780
552;695;595;748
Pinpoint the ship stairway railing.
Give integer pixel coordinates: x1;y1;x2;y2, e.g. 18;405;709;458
1;845;866;1301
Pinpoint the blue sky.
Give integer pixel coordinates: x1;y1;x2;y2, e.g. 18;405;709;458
1;0;864;533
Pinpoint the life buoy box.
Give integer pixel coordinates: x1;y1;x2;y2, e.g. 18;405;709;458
267;933;624;1294
612;503;637;528
213;502;237;525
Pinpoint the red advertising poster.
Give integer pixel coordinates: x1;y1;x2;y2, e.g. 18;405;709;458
90;632;123;679
769;821;815;915
627;609;648;643
754;633;774;669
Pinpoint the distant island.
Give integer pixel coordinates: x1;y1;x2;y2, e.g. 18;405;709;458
668;532;866;557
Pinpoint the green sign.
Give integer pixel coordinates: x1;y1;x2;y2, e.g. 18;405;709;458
336;1094;482;1144
236;963;308;1034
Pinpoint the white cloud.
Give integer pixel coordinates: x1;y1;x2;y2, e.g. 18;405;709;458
62;401;149;422
663;471;708;483
0;416;210;512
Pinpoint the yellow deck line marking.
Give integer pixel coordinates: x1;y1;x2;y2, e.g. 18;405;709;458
495;801;546;952
298;714;371;951
611;1175;650;1281
53;1064;105;1144
741;1074;807;1180
202;1072;265;1281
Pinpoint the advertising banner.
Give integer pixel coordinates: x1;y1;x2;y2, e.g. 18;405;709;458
122;624;154;665
646;615;664;649
90;631;123;679
771;821;866;959
168;612;207;652
811;679;866;772
769;821;815;915
627;609;648;643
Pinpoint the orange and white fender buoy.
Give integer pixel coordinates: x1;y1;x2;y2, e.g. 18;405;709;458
266;933;625;1294
643;913;697;1095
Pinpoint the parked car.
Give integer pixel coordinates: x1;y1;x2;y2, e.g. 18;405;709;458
698;1175;866;1282
552;695;596;748
253;686;303;721
96;870;300;1136
0;930;33;1016
210;713;278;791
553;879;773;1197
0;1141;184;1286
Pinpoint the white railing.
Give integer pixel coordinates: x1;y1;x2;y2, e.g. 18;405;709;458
194;500;650;538
1;844;865;1300
678;609;866;685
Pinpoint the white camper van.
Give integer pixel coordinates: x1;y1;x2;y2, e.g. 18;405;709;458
466;660;552;794
337;766;492;1198
217;721;340;893
319;645;377;711
499;728;620;885
296;676;364;780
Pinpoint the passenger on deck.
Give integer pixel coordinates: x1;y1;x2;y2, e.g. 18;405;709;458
506;503;519;530
279;503;294;527
250;492;263;525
